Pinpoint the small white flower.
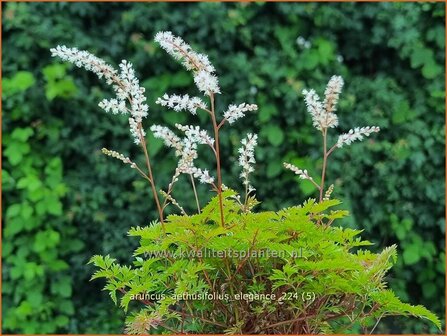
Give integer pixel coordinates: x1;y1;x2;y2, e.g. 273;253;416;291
175;124;215;147
129;117;145;145
238;133;258;189
98;98;127;115
156;93;207;115
283;163;314;182
190;167;215;184
336;126;380;148
223;103;258;124
150;125;183;155
194;70;220;95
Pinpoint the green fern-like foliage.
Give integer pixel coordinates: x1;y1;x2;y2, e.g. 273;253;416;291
89;191;440;334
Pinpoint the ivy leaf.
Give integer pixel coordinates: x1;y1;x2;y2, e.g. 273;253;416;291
403;244;421;265
264;125;284;147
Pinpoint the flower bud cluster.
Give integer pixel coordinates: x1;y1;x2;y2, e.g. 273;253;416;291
101;148;135;168
283;163;314;182
238;133;258;190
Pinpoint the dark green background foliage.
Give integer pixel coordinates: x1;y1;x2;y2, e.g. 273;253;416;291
2;2;445;334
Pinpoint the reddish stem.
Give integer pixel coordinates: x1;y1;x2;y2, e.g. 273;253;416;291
319;129;328;202
138;124;165;233
210;93;225;227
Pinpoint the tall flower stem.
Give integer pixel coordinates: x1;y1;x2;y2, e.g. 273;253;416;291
190;174;201;213
210;93;225;227
244;181;249;211
319;129;328;202
138;124;166;232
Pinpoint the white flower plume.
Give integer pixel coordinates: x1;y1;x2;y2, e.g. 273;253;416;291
154;31;220;95
283;163;315;182
302;89;325;130
50;45;117;83
238;133;258;189
154;31;215;73
323;75;344;115
117;60;148;121
156;93;207;115
175;124;215;147
302;75;344;131
336;126;380;148
223;103;258;124
51;46;149;145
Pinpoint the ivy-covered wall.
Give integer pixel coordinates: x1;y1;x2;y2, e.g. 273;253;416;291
2;2;445;334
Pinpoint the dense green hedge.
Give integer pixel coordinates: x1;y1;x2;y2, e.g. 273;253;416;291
2;2;444;334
